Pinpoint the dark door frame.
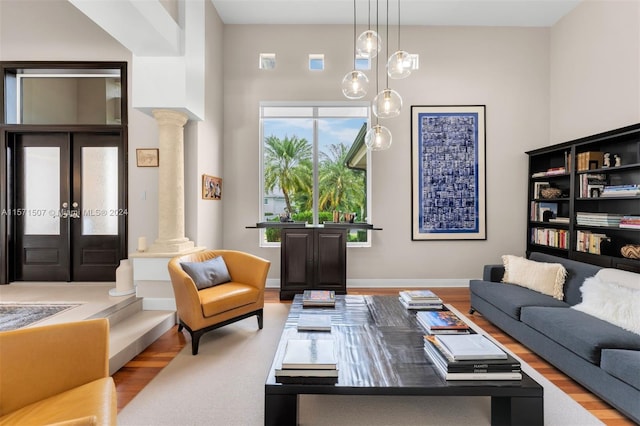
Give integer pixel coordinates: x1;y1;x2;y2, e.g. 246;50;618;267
0;61;128;284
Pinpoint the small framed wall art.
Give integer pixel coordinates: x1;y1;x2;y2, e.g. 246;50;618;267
202;174;222;200
136;148;159;167
411;105;486;240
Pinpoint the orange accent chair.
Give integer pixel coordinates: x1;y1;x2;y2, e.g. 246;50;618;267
0;318;116;425
168;249;271;355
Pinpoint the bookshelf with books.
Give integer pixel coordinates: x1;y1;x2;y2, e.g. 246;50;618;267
526;123;640;273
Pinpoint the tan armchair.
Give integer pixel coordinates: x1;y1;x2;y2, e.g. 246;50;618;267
0;318;116;425
168;249;271;355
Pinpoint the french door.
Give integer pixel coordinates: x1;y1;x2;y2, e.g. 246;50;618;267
11;131;126;281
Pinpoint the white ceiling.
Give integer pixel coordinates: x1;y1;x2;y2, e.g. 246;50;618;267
210;0;582;27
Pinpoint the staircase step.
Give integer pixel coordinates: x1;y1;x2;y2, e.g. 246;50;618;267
89;296;143;328
108;309;176;375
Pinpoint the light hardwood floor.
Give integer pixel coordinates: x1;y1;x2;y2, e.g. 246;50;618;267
112;288;635;425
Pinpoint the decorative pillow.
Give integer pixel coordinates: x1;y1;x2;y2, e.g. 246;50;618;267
573;276;640;335
180;256;231;290
501;255;566;300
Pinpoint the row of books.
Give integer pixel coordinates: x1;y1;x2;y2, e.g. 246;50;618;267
530;227;569;249
578;173;607;198
600;184;640;197
620;215;640;229
576;230;610;255
576;212;623;227
275;339;338;383
576;151;604;171
399;290;443;310
416;310;471;335
424;334;522;380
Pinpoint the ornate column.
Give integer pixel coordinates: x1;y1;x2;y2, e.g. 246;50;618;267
148;109;195;253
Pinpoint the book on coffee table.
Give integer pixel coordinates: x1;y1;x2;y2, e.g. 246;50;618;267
416;310;471;334
424;335;521;372
302;290;336;307
434;334;508;361
281;339;337;370
297;314;332;331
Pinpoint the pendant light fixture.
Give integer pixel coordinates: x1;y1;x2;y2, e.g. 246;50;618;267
356;0;381;59
365;0;392;151
387;0;412;79
373;0;402;119
342;0;369;99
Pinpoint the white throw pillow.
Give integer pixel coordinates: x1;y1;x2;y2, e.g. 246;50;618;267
573;276;640;335
501;255;566;300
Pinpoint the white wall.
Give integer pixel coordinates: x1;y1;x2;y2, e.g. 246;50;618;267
550;0;640;142
0;0;159;255
184;0;225;249
222;24;550;282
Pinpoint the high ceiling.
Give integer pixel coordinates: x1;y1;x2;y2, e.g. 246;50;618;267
210;0;582;27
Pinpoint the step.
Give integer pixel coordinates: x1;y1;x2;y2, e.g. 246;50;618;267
108;309;176;375
88;295;143;328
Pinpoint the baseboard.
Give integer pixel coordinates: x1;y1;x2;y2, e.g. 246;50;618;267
266;278;470;289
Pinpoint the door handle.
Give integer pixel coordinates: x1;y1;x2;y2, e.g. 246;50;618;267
70;202;80;219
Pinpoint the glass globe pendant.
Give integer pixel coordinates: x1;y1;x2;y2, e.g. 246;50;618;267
373;88;402;119
364;124;392;151
387;50;412;79
341;70;369;99
356;30;381;59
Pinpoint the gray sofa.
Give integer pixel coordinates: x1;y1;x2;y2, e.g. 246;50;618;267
469;252;640;423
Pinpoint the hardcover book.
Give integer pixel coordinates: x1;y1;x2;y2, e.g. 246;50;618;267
434;334;507;361
297;314;332;331
424;335;520;372
281;339;337;370
416;310;469;331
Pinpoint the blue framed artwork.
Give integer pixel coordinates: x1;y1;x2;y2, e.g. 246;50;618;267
411;105;486;240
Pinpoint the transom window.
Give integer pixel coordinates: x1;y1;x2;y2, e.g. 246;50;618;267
259;102;371;246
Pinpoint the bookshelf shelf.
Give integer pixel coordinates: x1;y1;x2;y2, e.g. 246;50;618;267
526;123;640;273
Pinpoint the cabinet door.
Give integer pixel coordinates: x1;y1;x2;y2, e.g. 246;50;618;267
281;229;314;292
315;228;346;292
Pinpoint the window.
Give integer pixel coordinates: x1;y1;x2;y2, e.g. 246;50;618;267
308;54;325;71
259;53;276;70
260;103;371;246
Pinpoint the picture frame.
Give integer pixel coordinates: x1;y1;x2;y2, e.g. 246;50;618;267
202;174;222;200
411;105;486;240
136;148;159;167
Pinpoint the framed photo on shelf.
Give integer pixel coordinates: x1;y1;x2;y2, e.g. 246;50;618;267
136;148;159;167
411;105;486;240
202;174;222;200
533;182;550;199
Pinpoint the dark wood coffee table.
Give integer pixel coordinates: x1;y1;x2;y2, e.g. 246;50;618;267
264;295;543;426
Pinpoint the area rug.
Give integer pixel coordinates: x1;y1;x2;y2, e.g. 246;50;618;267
118;303;604;426
0;303;80;331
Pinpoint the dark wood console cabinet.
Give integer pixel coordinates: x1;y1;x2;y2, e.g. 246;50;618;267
280;227;346;300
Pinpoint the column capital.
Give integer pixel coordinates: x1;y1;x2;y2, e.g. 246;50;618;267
152;109;189;127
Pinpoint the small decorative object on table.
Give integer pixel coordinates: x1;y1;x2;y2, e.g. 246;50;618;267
603;152;611;168
279;208;291;222
614;154;622;167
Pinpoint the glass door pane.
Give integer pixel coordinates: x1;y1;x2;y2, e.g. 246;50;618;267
23;147;60;235
81;147;118;235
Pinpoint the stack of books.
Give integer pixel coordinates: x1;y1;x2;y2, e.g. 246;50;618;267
275;339;338;383
416;310;471;335
398;290;443;310
576;230;610;255
619;215;640;229
302;290;336;307
600;184;640;197
424;334;522;380
576;212;623;227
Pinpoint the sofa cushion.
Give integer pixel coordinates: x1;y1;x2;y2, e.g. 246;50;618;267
528;252;602;306
199;282;260;317
520;306;640;364
572;276;640;335
181;256;231;290
596;268;640;289
600;349;640;390
502;255;566;300
469;280;568;320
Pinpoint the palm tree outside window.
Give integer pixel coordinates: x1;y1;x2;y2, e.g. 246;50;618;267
260;103;371;246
